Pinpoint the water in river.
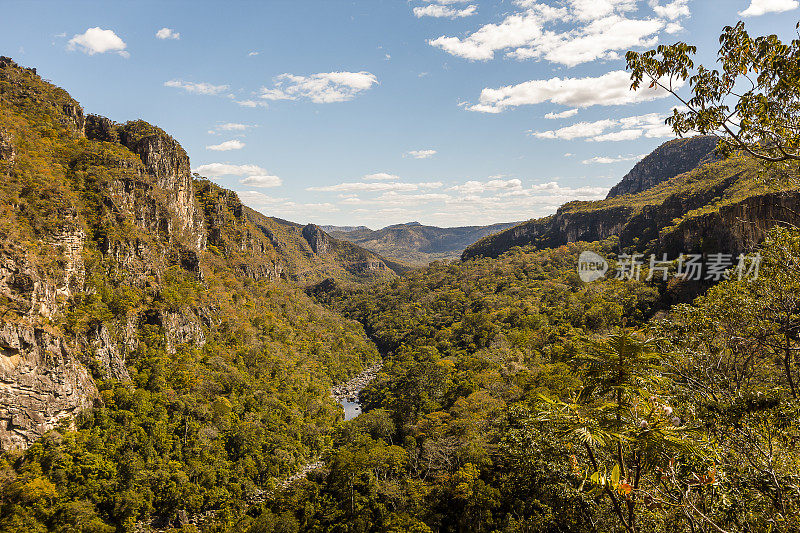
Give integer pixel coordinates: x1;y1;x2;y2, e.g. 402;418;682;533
332;362;382;421
340;398;362;421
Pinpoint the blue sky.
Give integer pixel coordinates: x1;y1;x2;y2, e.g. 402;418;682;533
2;0;799;228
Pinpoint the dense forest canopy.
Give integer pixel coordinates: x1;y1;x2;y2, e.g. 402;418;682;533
1;20;800;533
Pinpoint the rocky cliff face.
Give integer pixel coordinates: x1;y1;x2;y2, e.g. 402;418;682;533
463;143;797;261
0;129;14;161
87;116;206;249
0;58;212;449
660;190;800;255
302;224;330;255
606;136;718;198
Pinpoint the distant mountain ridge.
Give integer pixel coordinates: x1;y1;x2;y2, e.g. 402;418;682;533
462;136;800;261
328;221;521;265
0;56;398;450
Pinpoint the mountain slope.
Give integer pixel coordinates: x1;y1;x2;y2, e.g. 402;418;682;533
463;138;799;260
0;53;386;464
328;221;520;265
606;135;718;198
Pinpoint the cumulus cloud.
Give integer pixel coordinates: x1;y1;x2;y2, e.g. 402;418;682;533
156;27;180;40
235;99;268;108
447;178;523;194
193;163;266;177
304;172;615;226
206;140;245;151
259;71;378;103
414;4;477;18
237;191;285;204
309;181;442;192
427;0;687;66
67;27;128;57
164;80;230;95
531;111;677;141
468;71;682;113
363;173;400;181
218;123;253;132
405;149;437;159
739;0;799;16
544;109;578;119
582;154;647;164
240;175;283;188
649;0;690;19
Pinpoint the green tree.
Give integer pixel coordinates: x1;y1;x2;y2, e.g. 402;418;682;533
626;22;800;182
538;331;715;532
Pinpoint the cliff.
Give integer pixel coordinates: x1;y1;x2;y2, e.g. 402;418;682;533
606;135;718;198
0;56;391;450
463;143;798;261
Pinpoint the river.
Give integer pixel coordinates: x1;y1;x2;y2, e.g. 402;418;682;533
331;361;382;421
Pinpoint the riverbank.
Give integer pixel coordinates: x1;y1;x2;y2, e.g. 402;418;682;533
331;361;382;403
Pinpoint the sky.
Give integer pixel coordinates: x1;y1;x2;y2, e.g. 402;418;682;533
2;0;799;228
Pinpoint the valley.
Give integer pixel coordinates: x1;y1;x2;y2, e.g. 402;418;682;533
2;14;800;533
325;221;520;266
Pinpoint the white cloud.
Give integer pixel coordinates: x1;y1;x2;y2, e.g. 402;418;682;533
194;163;266;177
259;71;378;103
218;123;253;132
739;0;798;16
531;111;678;141
305;174;614;226
429;10;554;61
237;191;285;205
206;140;245;151
308;181;441;192
156;27;180;40
533;119;618;140
414;4;477;18
649;0;690;19
363;173;400;181
544;108;578;119
67;27;128;57
428;0;685;66
592;129;643;141
469;71;682;113
165;79;230;95
235;99;268;108
248;51;260;56
240;175;283;188
664;22;684;33
582;154;646;164
447;178;523;194
405;149;437;159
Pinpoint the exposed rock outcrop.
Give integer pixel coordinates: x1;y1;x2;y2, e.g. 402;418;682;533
0;129;14;161
84;113;119;143
660;190;800;255
302;224;330;255
117;121;205;246
0;322;98;450
606;136;718;198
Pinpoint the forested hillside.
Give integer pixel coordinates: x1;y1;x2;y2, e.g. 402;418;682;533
2;17;800;533
0;56;387;531
463;145;800;261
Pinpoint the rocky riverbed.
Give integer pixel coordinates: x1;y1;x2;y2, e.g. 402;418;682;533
331;361;382;403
